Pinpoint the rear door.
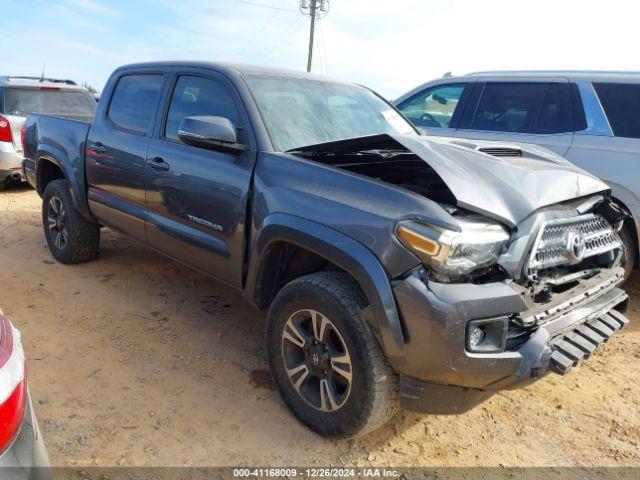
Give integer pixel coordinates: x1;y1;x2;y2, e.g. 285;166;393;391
567;81;640;226
455;80;575;156
85;68;169;242
396;82;471;137
144;69;257;287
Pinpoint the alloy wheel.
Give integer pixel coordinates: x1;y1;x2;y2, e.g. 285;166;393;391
47;196;68;250
281;309;352;412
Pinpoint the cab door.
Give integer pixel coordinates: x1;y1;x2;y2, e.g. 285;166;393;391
86;69;168;242
455;80;574;156
144;70;256;287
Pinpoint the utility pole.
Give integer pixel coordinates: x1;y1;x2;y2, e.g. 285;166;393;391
300;0;329;73
306;0;317;72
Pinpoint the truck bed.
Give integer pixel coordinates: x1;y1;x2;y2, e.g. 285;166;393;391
22;113;92;193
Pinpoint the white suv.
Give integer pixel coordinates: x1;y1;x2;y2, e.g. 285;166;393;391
396;71;640;280
0;76;96;190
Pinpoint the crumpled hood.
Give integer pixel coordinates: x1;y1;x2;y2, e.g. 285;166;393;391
390;134;610;227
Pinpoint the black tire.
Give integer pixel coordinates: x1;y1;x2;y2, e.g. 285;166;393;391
42;180;100;264
266;271;399;438
0;179;6;191
619;222;636;282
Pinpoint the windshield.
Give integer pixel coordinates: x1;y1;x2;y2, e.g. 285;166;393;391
244;75;416;151
3;87;97;117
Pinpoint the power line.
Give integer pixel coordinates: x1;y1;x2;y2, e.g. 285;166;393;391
316;25;324;74
250;16;307;62
315;19;325;75
237;0;288;55
318;18;329;75
233;0;298;13
235;0;331;71
260;19;307;61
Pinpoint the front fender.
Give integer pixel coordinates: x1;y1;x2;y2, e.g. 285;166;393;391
36;146;94;223
245;213;406;364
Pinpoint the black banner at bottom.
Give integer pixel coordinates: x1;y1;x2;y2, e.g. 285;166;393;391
3;467;640;480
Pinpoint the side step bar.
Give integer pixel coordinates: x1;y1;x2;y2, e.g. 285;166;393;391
550;309;629;375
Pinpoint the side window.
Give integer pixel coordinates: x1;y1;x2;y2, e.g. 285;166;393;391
594;83;640;139
472;83;546;133
165;75;240;142
535;83;573;134
107;74;164;134
398;84;465;128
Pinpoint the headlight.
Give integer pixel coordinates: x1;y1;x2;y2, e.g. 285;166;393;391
396;216;510;280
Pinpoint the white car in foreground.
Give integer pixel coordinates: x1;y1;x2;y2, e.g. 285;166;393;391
0;308;50;479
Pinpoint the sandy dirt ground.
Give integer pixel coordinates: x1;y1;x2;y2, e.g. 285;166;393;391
0;184;639;468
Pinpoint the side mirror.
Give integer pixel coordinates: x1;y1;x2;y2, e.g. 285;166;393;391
177;116;246;154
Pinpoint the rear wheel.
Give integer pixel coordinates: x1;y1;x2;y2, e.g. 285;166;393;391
266;271;399;438
42;180;100;264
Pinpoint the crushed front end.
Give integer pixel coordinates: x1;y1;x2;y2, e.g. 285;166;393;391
391;195;630;414
290;134;631;414
507;204;628;376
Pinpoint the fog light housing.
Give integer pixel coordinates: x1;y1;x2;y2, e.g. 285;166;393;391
466;317;508;353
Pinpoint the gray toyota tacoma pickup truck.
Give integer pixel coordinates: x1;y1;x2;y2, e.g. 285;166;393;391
22;62;630;438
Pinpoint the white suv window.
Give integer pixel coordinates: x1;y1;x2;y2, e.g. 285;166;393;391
398;84;465;129
594;83;640;139
472;83;546;133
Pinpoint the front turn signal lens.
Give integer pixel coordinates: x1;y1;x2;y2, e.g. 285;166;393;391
396;224;440;256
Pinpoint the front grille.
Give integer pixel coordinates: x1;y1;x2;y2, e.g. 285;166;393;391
528;214;621;274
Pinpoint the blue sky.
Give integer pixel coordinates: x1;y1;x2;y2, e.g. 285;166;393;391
3;0;640;98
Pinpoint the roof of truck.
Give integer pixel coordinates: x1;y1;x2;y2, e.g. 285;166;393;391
116;61;352;84
0;76;87;90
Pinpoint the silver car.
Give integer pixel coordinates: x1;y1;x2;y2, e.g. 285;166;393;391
0;76;96;190
396;71;640;279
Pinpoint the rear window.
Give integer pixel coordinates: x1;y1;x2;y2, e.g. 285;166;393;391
594;83;640;139
107;74;164;134
2;87;97;117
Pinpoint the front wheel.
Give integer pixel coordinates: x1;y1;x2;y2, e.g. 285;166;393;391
42;180;100;264
266;271;399;438
619;223;636;282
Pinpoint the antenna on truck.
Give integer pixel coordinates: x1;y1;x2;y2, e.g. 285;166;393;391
40;64;46;82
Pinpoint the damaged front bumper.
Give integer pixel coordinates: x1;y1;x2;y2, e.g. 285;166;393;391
391;266;629;414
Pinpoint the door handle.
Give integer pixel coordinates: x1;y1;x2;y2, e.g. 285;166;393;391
147;156;171;172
